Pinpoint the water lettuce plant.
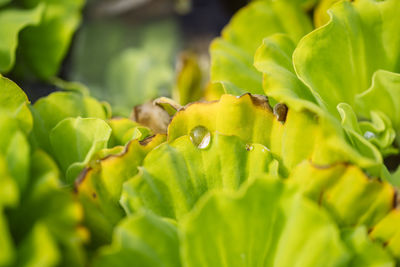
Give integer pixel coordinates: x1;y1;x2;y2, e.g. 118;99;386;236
0;0;400;266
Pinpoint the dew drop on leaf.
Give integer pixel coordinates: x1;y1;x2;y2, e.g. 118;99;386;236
190;125;211;149
364;131;375;140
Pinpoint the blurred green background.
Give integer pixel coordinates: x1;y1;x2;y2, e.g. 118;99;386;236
6;0;249;115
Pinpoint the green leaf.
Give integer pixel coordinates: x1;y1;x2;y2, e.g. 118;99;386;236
93;212;180;267
0;156;18;266
370;210;400;259
254;34;323;112
49;117;111;183
293;0;400;118
0;114;30;193
0;75;33;133
222;1;312;55
168;94;382;174
51;77;90;96
342;226;394;267
356;70;400;145
0;209;14;266
75;135;166;245
390;166;400;187
290;161;394;229
108;118;152;147
181;177;350;266
289;160;400;261
16;223;60;267
17;0;85;79
153;97;182;117
337;103;397;157
121;133;281;220
8;149;87;267
210;39;263;95
173;52;204;105
314;0;342;27
210;0;312;96
0;156;19;208
0;4;43;73
252;0;318;10
31;91;110;153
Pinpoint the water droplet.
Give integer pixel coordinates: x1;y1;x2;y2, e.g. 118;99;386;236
261;145;270;152
364;131;375;140
190;126;211;149
245;144;254;151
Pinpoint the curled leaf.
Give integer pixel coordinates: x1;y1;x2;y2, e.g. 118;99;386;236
294;0;400;118
210;0;312;96
32;91;110;154
108;118;152;147
49;117;112;183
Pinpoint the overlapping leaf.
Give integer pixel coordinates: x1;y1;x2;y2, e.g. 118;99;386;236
121;133;281;220
370;210;400;259
99;177;395;266
0;77;86;267
291;161;394;228
209;0;312;96
115;92;400;263
75;135;166;244
31;91;110;155
181;178;392;266
108;118;152;147
49;117;112;183
314;0;341;27
168;94;381;174
293;0;400;139
255;0;400;157
7;150;87;267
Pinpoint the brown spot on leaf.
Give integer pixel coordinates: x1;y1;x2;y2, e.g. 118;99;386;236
74;168;91;193
139;135;156;146
393;190;400;209
249;94;272;111
273;103;288;123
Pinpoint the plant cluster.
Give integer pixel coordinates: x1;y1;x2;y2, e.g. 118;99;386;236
0;0;400;266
